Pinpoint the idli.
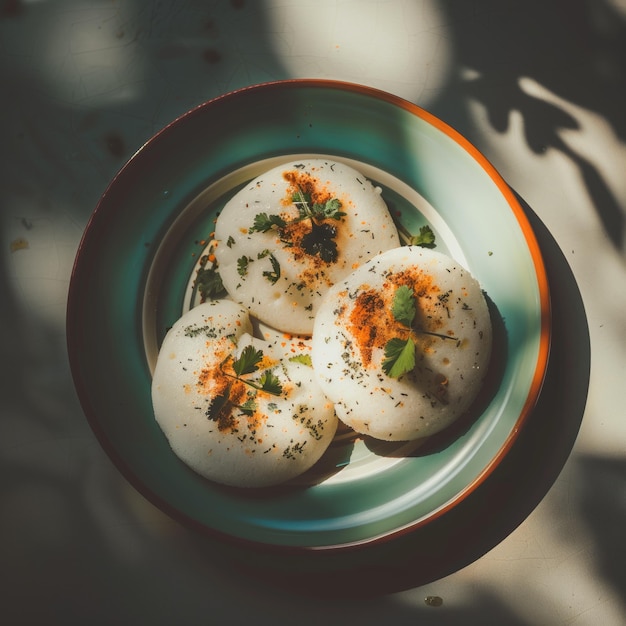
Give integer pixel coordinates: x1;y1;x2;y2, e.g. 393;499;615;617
213;159;399;335
311;246;492;441
152;300;337;488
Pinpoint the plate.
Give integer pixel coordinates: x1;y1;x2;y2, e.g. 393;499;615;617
67;80;550;550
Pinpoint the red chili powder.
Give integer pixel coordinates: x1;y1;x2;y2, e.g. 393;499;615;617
344;268;441;366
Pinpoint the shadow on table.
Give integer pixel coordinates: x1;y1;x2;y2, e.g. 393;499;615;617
576;455;626;607
435;0;626;256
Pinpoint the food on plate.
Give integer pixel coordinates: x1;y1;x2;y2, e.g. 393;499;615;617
311;246;492;441
151;300;338;488
151;158;496;485
213;159;399;334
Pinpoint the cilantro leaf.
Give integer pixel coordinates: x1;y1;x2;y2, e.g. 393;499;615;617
410;225;436;248
392;285;416;328
194;265;226;301
214;347;286;418
311;198;346;220
249;212;287;233
238;398;257;416
206;387;232;422
232;345;263;376
323;197;346;219
252;183;344;262
301;222;338;263
258;370;283;396
292;190;312;218
262;253;281;284
237;256;251;277
292;190;311;204
382;337;416;378
391;213;437;249
289;354;312;367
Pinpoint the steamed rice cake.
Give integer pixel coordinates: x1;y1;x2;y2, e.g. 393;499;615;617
311;246;492;441
213;159;399;335
152;300;337;488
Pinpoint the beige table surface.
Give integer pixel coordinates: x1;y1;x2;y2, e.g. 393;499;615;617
1;1;624;624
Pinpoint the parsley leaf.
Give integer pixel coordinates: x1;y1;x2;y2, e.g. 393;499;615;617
232;345;263;376
391;285;416;328
382;337;416;378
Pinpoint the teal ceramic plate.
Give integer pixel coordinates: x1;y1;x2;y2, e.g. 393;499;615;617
67;80;550;550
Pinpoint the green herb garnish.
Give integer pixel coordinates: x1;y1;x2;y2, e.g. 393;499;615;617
262;253;281;284
195;265;226;301
393;216;437;249
250;212;287;233
292;190;346;222
289;353;313;367
207;390;232;422
232;345;264;376
390;285;416;327
257;369;283;396
382;286;417;378
382;285;457;378
410;225;436;248
206;346;284;423
300;222;338;263
238;398;257;416
382;336;416;378
237;255;251;277
190;254;226;303
228;347;283;395
248;183;345;263
183;324;217;339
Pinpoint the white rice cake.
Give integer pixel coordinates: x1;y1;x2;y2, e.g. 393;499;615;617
152;300;337;488
311;247;492;441
214;159;399;335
